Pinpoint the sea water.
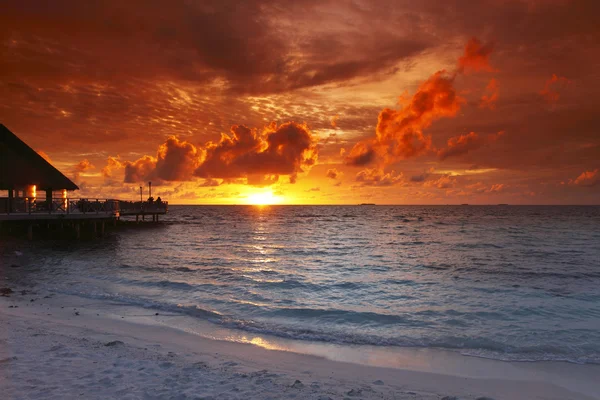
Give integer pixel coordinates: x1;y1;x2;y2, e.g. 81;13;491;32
2;205;599;364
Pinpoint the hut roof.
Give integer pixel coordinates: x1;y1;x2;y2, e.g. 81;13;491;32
0;124;79;191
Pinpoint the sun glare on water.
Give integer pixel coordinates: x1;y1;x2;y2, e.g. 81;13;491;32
246;190;282;206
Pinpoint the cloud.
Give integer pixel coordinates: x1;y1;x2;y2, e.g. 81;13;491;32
438;131;504;160
74;159;94;172
479;78;499;110
306;187;320;192
466;182;507;194
123;122;318;186
355;168;404;186
71;159;95;180
200;178;221;187
194;122;318;184
101;156;123;178
345;141;378;166
487;183;506;193
410;173;429;183
331;115;339;129
124;136;200;183
570;169;599;187
0;1;431;95
346;70;462;166
458;37;496;74
424;174;456;189
540;74;571;104
326;168;343;180
154;136;202;181
124;156;156;184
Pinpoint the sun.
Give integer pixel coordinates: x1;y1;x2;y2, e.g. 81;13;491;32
245;190;282;205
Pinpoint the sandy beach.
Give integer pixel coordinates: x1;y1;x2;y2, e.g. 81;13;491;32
1;285;598;400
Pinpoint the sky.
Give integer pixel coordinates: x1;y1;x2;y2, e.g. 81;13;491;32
1;0;599;205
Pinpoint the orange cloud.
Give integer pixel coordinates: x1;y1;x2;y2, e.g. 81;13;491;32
194;122;318;184
479;78;499;110
540;74;571;104
438;131;504;160
123;122;318;186
331;115;339;129
355;168;404;186
424;174;456;189
346;70;462;166
124;156;157;183
570;169;599;187
458;37;496;74
124;136;200;183
72;159;95;181
74;159;95;172
488;183;506;193
101;156;123;178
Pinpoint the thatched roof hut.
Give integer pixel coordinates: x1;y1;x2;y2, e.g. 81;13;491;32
0;124;78;191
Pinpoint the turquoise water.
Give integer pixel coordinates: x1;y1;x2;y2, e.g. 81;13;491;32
2;205;600;363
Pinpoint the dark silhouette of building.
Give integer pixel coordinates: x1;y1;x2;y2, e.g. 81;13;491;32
0;124;78;212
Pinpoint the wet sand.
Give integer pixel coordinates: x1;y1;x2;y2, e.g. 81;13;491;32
1;288;598;400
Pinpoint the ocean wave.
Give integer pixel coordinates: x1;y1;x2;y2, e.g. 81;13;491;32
45;285;600;365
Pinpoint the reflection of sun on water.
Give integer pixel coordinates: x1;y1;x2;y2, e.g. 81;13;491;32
246;190;282;205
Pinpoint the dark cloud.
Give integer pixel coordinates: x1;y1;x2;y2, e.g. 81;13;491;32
345;142;378;166
124;156;156;184
0;0;430;94
438;131;504;160
199;178;221;187
326;168;342;180
410;173;429;183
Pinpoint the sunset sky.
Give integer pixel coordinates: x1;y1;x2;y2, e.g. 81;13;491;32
1;0;599;204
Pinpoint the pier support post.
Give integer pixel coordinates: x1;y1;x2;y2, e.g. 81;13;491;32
142;214;145;221
27;224;33;241
136;215;139;224
156;215;159;222
101;220;105;236
75;223;80;239
93;221;97;234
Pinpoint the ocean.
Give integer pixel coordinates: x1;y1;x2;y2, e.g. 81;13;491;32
2;205;600;364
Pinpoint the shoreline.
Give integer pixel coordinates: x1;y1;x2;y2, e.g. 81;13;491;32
1;287;599;399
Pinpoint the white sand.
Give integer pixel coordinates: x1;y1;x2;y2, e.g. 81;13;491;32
1;288;598;400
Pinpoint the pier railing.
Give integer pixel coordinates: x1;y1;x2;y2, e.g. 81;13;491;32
0;197;118;215
0;197;168;216
117;200;168;215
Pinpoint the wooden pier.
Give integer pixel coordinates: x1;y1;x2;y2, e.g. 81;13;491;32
0;197;168;239
1;123;168;239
